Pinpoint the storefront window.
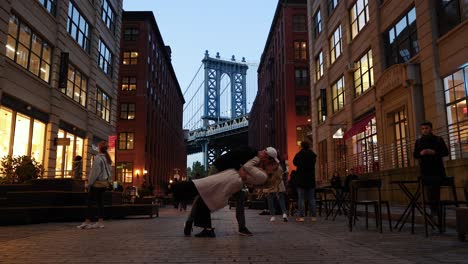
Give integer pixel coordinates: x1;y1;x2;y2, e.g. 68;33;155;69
0;108;13;159
55;129;84;178
0;106;46;164
31;120;45;162
13;113;30;157
353;117;378;173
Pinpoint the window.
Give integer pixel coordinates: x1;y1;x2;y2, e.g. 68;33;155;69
118;132;134;150
392;110;409;168
295;96;310;116
120;103;135;120
55;129;84;178
61;64;87;107
331;76;345;113
123;28;139;41
294;41;307;60
350;0;369;39
353;117;378;173
385;7;418;66
313;9;322;38
327;0;339;15
437;0;468;36
116;162;133;183
315;51;324;81
296;125;312;146
37;0;56;15
317;96;326;124
101;0;115;32
0;107;46;164
443;66;468;159
293;15;306;32
67;2;90;52
6;15;52;82
98;39;113;76
123;51;138;65
330;25;342;64
318;139;328;180
121;77;136;91
295;68;308;87
96;88;111;122
354;49;374;96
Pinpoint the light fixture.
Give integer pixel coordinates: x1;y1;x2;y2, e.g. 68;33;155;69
135;169;140;178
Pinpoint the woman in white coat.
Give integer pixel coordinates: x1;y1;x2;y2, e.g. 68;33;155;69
181;148;280;237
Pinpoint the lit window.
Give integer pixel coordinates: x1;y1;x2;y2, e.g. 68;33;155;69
6;15;51;82
62;64;87;107
116;162;133;183
121;76;137;91
55;129;84;178
120;103;135;120
123;51;138;65
315;51;324;81
350;0;369;39
354;49;374;96
294;41;307;60
354;117;378;173
331;76;345;113
96;88;111;122
443;66;468;159
118;132;134;150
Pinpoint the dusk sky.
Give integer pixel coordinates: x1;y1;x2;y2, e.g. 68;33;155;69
123;1;278;168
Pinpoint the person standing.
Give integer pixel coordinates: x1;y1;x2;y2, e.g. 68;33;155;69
413;121;449;219
77;141;113;229
293;141;317;222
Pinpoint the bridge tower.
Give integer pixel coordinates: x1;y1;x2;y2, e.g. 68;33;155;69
200;51;248;166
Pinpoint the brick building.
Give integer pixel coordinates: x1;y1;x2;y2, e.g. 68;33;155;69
0;0;122;178
307;0;467;186
117;11;186;193
249;0;310;166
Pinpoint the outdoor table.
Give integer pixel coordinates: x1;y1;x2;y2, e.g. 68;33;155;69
323;186;349;220
390;180;438;234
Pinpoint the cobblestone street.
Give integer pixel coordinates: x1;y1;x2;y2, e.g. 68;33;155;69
0;207;467;263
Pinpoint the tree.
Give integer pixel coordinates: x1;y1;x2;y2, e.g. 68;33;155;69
0;155;44;184
188;161;205;179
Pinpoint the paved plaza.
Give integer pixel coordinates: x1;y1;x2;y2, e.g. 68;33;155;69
0;207;467;264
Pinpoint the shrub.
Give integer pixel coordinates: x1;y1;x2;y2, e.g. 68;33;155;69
0;155;44;184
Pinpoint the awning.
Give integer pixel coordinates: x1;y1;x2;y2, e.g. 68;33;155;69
343;114;375;140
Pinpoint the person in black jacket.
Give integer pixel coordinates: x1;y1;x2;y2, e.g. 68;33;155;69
210;145;258;236
413;121;449;218
293;141;317;222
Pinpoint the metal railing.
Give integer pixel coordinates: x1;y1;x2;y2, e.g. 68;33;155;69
318;123;468;181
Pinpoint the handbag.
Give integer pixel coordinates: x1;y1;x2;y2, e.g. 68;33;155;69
92;156;111;189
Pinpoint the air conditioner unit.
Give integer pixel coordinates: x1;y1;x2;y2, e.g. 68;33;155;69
345;63;356;72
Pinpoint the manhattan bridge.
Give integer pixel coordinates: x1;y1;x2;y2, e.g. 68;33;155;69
183;51;258;167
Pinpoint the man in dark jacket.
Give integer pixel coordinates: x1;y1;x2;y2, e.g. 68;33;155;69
413;121;449;217
209;145;258;236
293;141;317;222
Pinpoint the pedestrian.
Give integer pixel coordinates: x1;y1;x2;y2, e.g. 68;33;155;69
77;141;112;229
293;141;317;222
72;155;83;180
261;163;288;222
207;145;257;236
413;121;449;219
179;148;280;237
